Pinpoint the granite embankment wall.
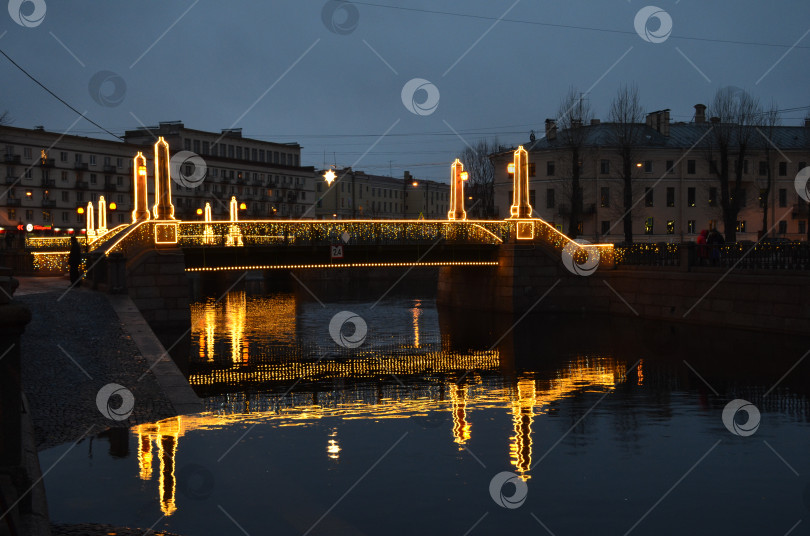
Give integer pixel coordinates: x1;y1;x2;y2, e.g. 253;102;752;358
438;243;810;335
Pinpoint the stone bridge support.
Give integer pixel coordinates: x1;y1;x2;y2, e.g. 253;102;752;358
125;248;190;340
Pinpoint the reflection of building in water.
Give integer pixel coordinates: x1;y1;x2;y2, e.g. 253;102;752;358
135;417;181;517
451;383;471;447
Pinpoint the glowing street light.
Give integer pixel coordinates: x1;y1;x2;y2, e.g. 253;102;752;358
109;202;117;210
323;168;336;186
239;202;247;210
507;163;515;174
77;207;84;214
196;208;203;216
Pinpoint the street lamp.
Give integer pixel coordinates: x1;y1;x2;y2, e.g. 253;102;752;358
323;168;336;186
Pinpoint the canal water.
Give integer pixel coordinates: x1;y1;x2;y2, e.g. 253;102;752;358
41;281;810;535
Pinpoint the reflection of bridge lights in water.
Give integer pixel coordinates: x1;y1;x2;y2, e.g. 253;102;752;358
135;416;181;517
131;357;626;515
327;428;341;460
451;383;471;448
411;300;422;349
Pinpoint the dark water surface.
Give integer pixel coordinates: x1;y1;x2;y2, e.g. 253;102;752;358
41;284;810;535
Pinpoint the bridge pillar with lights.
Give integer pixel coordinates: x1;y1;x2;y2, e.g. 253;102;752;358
153;137;175;221
132;152;150;222
448;159;467;221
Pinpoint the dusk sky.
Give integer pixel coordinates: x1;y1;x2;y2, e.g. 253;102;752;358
2;0;809;181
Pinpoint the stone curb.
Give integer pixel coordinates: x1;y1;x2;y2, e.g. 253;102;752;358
106;294;203;416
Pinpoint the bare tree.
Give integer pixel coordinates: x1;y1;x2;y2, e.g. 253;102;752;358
757;101;780;238
608;84;645;244
0;110;10;125
459;138;498;218
556;86;593;238
706;87;761;242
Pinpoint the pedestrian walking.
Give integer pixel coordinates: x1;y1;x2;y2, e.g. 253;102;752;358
68;235;82;286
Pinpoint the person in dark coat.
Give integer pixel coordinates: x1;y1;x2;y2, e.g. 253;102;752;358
68;235;82;285
706;229;724;265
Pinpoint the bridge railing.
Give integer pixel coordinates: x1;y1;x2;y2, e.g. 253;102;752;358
615;241;810;270
176;220;510;247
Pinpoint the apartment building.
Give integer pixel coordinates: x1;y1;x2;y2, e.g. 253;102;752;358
491;105;810;242
312;168;450;219
1;125;139;231
124;122;317;220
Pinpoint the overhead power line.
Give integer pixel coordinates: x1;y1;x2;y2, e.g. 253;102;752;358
352;2;810;51
0;48;123;140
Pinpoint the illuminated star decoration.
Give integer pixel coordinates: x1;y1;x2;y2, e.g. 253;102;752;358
323;168;337;186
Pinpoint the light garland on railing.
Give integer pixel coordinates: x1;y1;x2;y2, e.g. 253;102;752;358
185;261;499;272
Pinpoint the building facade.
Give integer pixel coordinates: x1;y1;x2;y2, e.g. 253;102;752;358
1;125;139;232
313;168;450;219
124;122;317;221
491;106;810;242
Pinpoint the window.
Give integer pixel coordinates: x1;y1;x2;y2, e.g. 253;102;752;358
667;220;675;234
90;174;97;184
259;150;265;162
778;188;787;207
184;139;191;150
600;160;610;174
666;160;674;173
61;191;69;201
709;187;717;207
736;221;746;233
193;140;200;154
76;192;83;202
529;190;536;207
61;211;69;223
528;163;536;177
644;217;654;235
60;151;68;162
7;209;15;220
601;220;610;235
117;158;123;168
644;160;653;173
23;147;32;159
42;211;50;222
117;176;123;186
546;189;555;209
759;161;768;175
546;161;555;176
687;160;696;174
666;187;675;207
778;220;787;234
89;155;96;165
274;151;279;163
25;210;33;220
600;187;610;207
103;156;111;166
800;221;807;234
779;162;787;176
687;187;695;207
688;220;696;234
645;187;654;207
229;145;235;158
77;212;83;223
236;147;243;159
75;153;82;163
24;169;32;179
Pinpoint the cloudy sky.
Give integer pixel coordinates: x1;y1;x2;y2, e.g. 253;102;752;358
2;0;809;181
